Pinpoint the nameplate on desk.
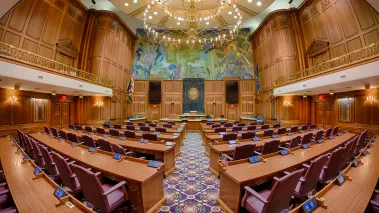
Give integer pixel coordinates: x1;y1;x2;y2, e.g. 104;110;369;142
173;133;180;137
253;137;260;141
113;153;123;160
33;167;41;175
302;144;310;149
280;150;289;156
317;139;323;144
165;142;174;146
287;132;293;136
228;140;237;145
269;128;274;131
88;147;95;152
365;138;371;142
69;129;73;131
59;138;64;142
299;130;305;133
140;139;148;143
343;130;348;134
17;147;21;151
178;128;183;131
119;136;126;141
103;134;107;138
337;133;341;136
362;150;368;156
368;143;373;148
89;132;93;135
71;142;76;147
318;127;322;130
335;175;346;186
154;132;160;135
301;197;319;213
53;187;67;199
272;135;279;139
329;136;333;140
148;160;162;168
219;132;226;135
23;155;28;160
137;130;142;133
248;156;261;164
78;130;82;133
352;159;359;167
255;130;260;133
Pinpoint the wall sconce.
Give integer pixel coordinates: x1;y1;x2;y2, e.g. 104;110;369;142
283;100;290;107
367;95;374;102
171;100;174;104
8;96;17;106
230;104;235;108
153;104;157;108
303;94;307;98
329;90;334;95
213;100;216;105
95;101;104;107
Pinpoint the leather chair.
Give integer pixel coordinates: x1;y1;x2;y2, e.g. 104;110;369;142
126;125;135;130
103;123;111;128
97;139;113;152
111;144;133;157
348;136;359;160
155;127;167;132
354;130;368;156
224;123;233;127
30;139;45;167
300;133;313;145
38;144;59;180
309;124;316;130
109;129;120;137
318;148;344;185
261;124;270;130
331;126;339;136
71;164;128;213
222;134;237;141
149;123;157;127
250;122;257;126
85;126;93;133
224;144;256;161
300;125;308;131
24;135;33;155
96;127;106;135
294;154;328;198
206;122;215;126
114;124;122;129
242;169;304;213
67;133;80;143
44;126;50;135
212;124;221;128
255;140;280;155
323;128;332;138
339;139;354;170
51;152;81;194
241;132;255;140
125;122;133;126
163;124;172;128
145;121;152;124
273;123;280;128
370;190;379;212
286;136;301;149
277;127;287;135
82;135;98;148
290;126;299;133
262;129;274;138
143;133;158;141
58;130;68;140
168;121;176;125
124;131;136;139
74;125;83;131
220;122;227;125
69;124;75;129
237;123;246;127
313;130;324;142
215;127;227;133
137;123;145;127
231;127;242;132
140;126;151;132
247;125;257;131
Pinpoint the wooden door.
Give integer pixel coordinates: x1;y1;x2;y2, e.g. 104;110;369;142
52;103;61;128
61;103;70;128
52;103;69;129
315;102;333;129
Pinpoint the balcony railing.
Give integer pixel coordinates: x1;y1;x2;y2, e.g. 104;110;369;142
0;42;112;87
275;42;379;87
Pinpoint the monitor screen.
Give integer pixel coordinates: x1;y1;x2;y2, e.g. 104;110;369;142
226;81;239;104
302;198;319;213
149;81;161;104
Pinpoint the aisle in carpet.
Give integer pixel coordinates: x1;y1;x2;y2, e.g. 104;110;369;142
158;132;224;213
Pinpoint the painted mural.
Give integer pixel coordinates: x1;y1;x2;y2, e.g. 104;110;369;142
132;28;254;80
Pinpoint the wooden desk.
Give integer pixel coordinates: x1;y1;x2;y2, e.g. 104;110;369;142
161;118;228;131
217;133;356;213
291;141;378;213
64;129;177;176
125;117;147;124
0;136;92;213
29;133;165;213
208;131;313;176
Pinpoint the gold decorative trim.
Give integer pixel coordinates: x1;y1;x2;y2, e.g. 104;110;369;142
0;42;112;87
275;42;379;87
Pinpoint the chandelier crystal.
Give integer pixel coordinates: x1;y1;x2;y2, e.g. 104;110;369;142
143;0;242;48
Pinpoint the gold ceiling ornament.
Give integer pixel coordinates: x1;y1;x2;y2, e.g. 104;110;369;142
143;0;242;48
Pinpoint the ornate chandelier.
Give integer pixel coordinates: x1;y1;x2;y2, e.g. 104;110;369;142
143;0;242;47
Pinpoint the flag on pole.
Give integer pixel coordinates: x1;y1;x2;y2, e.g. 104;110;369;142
127;72;134;104
255;65;261;94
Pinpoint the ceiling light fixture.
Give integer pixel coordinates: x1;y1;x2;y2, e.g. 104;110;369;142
248;0;253;2
124;2;129;6
133;0;137;3
148;16;152;19
329;90;334;95
257;1;262;6
228;11;232;14
154;11;158;15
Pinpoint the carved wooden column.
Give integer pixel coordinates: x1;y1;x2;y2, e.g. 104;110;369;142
289;8;307;70
78;9;97;71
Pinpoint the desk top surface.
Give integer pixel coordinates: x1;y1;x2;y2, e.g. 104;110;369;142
30;133;161;183
313;142;379;213
223;133;355;184
0;136;87;213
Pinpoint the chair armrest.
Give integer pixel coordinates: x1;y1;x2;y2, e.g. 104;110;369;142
254;151;262;156
102;181;126;196
94;172;101;178
65;158;70;161
67;161;76;166
371;200;379;207
375;190;379;194
243;186;268;204
273;177;280;181
0;182;7;187
302;164;310;169
139;157;146;159
283;171;291;176
278;146;287;150
160;140;166;143
223;154;233;161
0;190;9;196
125;151;134;156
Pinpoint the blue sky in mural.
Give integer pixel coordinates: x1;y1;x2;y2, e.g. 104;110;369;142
132;28;254;80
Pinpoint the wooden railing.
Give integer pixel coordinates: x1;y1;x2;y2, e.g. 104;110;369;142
0;42;112;87
275;42;379;87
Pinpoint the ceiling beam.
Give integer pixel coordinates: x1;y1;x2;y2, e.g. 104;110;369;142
128;5;147;17
236;3;258;16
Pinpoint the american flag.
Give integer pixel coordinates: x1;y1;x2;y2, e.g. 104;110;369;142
127;72;134;103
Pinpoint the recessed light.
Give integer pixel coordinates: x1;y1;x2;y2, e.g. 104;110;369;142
124;2;129;6
133;0;137;3
233;15;237;19
257;1;262;6
148;16;152;19
228;11;232;15
154;11;158;15
206;22;209;25
177;22;180;25
248;0;253;2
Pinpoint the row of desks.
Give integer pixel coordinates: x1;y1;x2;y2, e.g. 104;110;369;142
0;136;93;213
215;132;356;213
29;132;165;213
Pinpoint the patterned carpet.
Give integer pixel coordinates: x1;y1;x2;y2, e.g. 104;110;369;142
158;132;224;213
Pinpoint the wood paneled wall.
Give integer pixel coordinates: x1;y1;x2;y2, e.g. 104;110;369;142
204;81;225;117
0;0;87;67
299;0;379;66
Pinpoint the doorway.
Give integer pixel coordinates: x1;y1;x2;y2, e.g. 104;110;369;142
52;103;70;129
315;102;334;129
